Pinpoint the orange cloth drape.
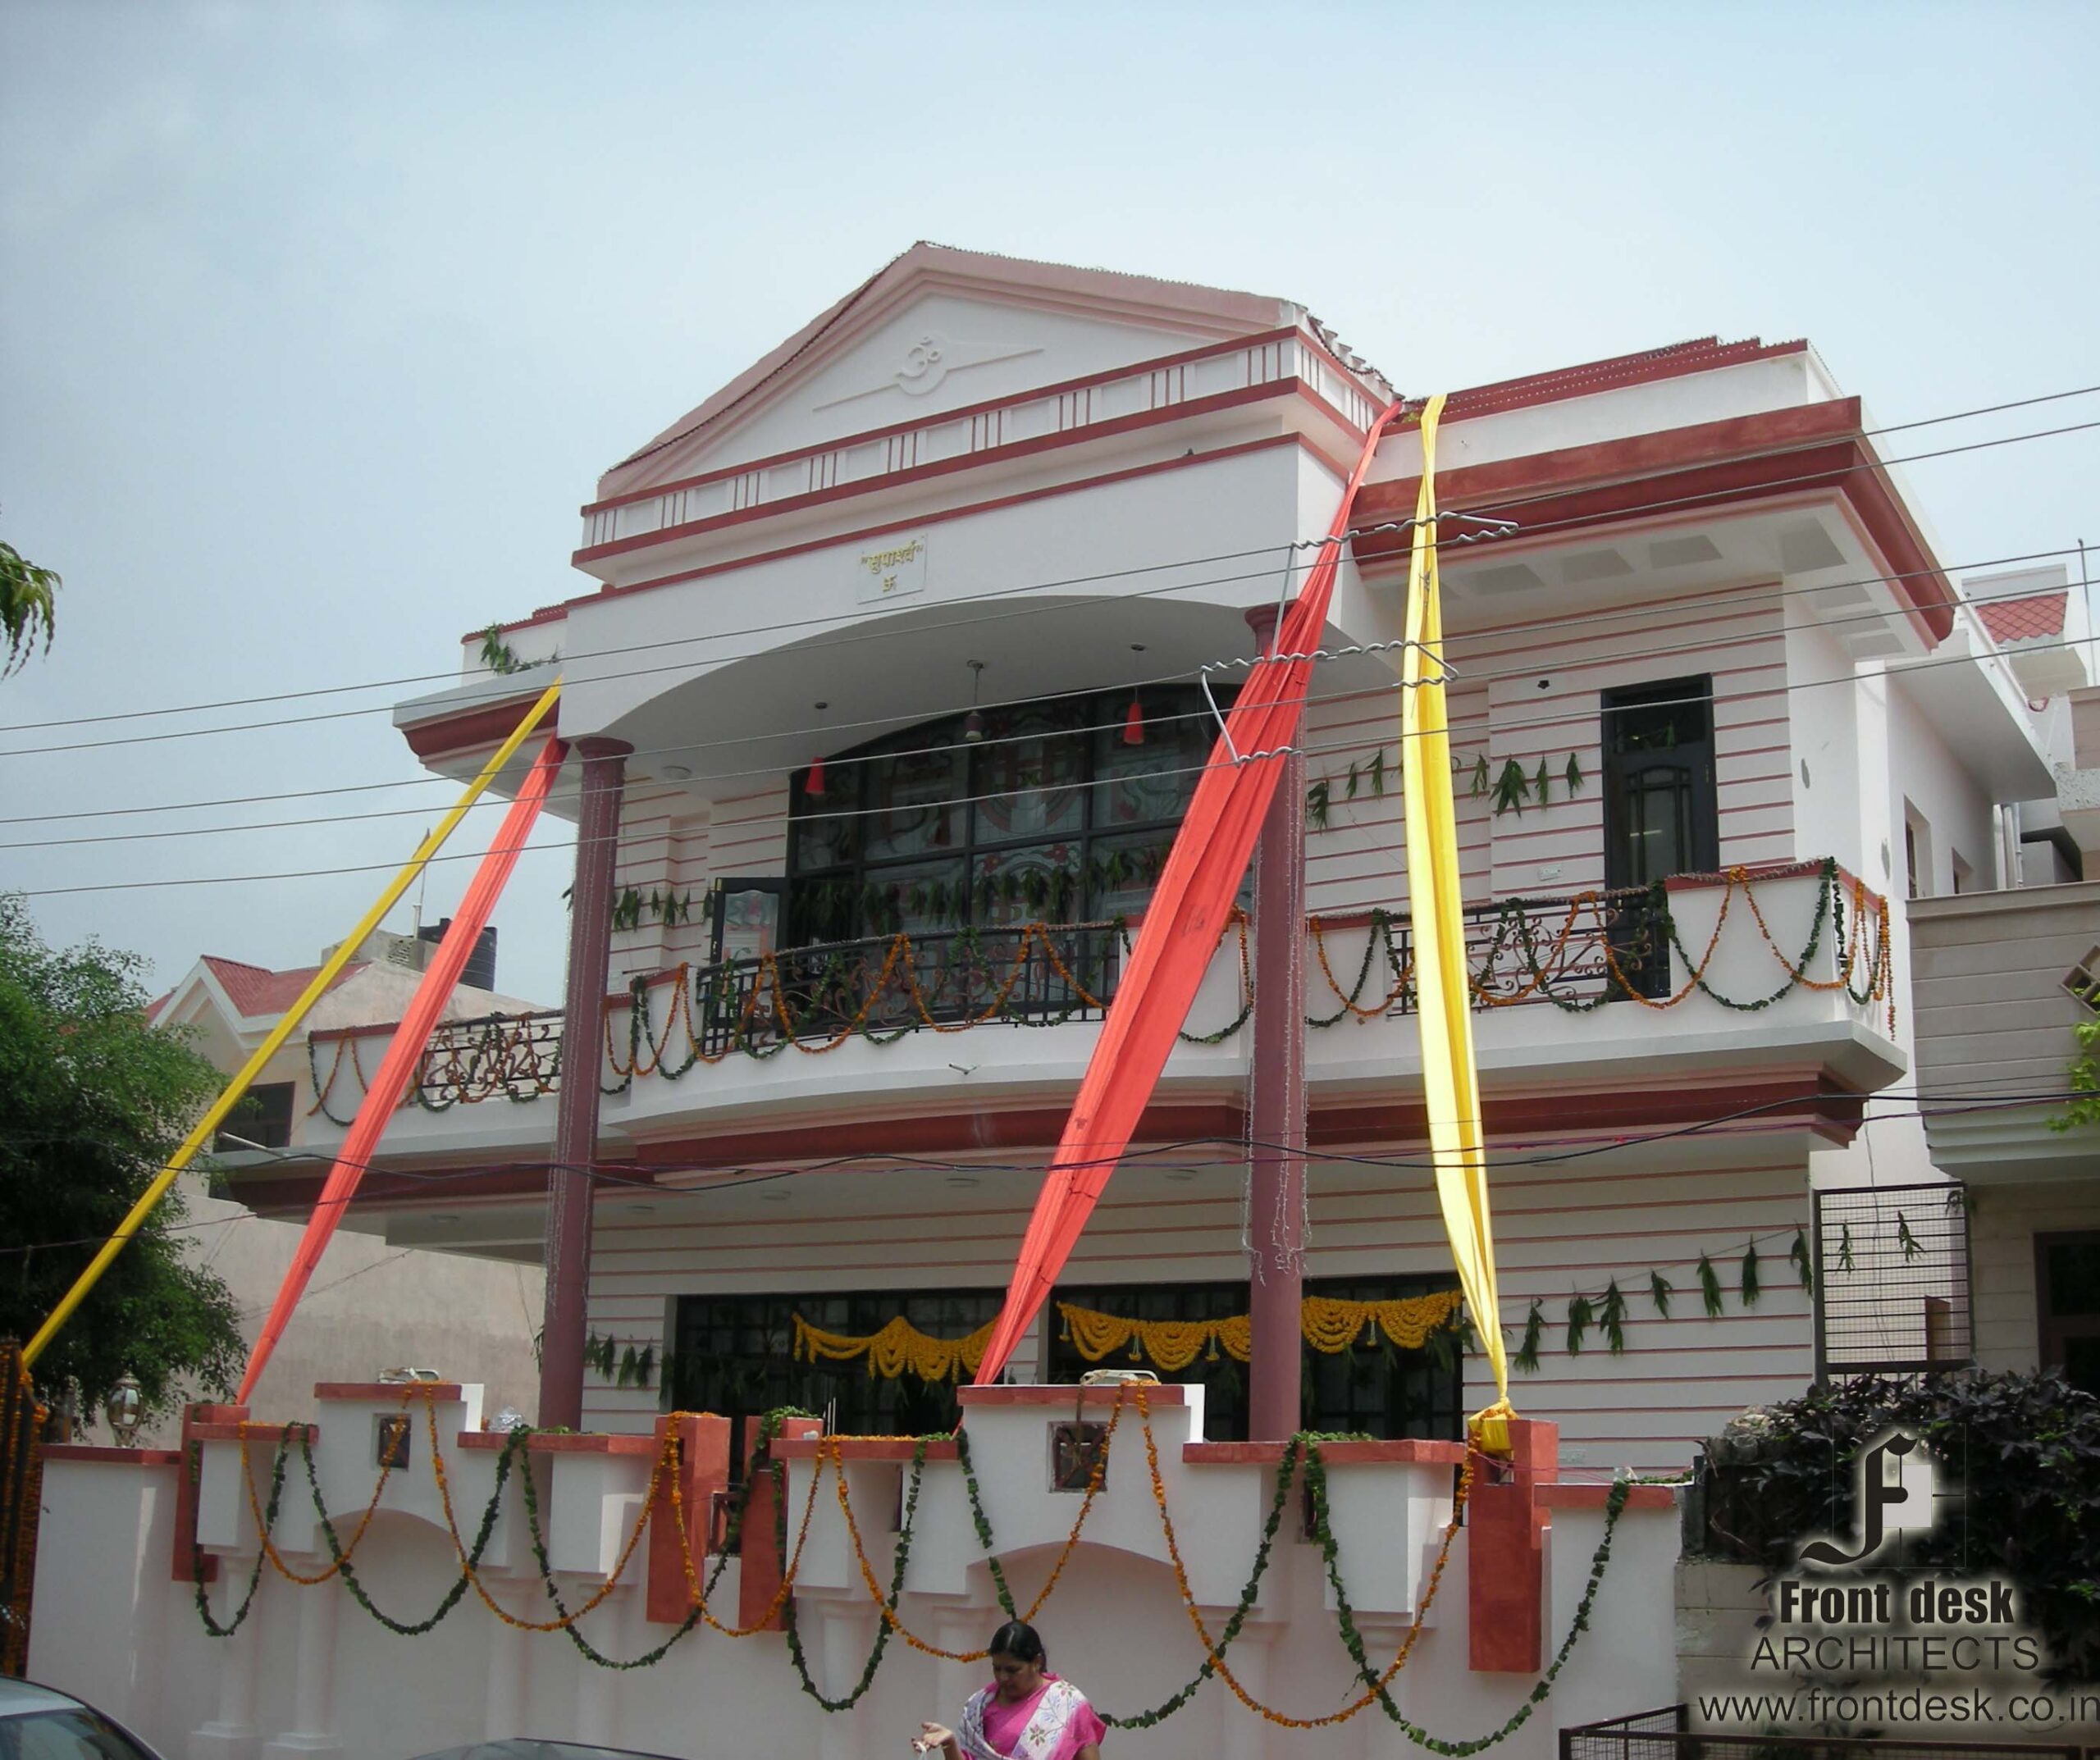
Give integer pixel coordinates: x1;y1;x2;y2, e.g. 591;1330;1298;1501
973;399;1408;1386
236;733;567;1404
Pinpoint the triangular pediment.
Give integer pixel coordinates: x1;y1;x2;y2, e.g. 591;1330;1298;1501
596;243;1306;497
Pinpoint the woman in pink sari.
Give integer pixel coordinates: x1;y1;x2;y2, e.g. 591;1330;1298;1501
916;1621;1106;1760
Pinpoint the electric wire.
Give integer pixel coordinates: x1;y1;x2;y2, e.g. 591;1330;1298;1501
0;540;2084;855
0;1085;2074;1263
2;405;2096;762
10;616;2093;896
2;378;2092;740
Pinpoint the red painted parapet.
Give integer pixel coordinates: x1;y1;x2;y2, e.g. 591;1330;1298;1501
737;1416;823;1633
646;1411;730;1625
171;1402;247;1583
1468;1416;1557;1672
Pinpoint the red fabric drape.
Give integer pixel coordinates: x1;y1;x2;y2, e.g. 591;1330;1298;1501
973;401;1407;1386
236;734;568;1404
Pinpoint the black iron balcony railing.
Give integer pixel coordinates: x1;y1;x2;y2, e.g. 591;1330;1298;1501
367;887;1682;1113
299;862;1890;1119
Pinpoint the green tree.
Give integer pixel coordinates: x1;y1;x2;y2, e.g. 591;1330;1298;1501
0;542;59;677
0;896;244;1424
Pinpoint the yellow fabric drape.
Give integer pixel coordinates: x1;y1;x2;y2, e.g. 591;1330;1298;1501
789;1293;1464;1382
1399;394;1512;1449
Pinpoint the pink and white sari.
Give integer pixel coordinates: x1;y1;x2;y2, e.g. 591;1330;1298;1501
957;1675;1106;1760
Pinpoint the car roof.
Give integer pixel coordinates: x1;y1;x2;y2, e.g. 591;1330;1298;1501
0;1679;86;1717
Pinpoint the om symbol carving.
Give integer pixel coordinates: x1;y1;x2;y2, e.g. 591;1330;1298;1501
896;335;947;395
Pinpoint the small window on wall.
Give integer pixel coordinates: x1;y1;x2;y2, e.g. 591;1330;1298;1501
1904;805;1933;901
216;1081;294;1151
2037;1234;2100;1398
1951;851;1975;896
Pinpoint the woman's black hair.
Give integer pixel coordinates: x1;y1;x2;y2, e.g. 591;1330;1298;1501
987;1619;1046;1663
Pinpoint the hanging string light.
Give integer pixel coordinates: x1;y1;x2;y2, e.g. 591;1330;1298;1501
1123;643;1147;745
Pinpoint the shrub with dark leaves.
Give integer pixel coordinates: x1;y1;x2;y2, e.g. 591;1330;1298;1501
1702;1370;2100;1681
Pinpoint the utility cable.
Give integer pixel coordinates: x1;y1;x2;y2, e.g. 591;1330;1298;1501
11;618;2093;896
2;379;2092;740
2;407;2096;760
0;543;2085;854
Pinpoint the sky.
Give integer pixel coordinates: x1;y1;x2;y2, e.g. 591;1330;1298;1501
2;0;2096;1007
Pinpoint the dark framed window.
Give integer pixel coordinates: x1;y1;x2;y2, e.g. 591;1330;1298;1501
669;1286;1006;1475
784;686;1226;946
2037;1233;2100;1397
1601;676;1719;890
1047;1274;1463;1442
217;1081;294;1151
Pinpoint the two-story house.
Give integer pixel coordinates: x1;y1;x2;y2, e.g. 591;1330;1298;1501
223;243;2061;1475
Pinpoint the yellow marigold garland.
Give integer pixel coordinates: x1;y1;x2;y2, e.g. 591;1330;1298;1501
792;1313;994;1382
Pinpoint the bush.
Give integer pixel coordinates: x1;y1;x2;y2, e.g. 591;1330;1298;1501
1701;1370;2100;1681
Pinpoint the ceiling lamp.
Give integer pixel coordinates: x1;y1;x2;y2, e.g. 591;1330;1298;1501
1122;692;1144;745
963;660;986;742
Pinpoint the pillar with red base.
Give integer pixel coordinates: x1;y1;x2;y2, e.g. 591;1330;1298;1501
1468;1416;1558;1671
1243;604;1308;1443
539;737;632;1432
171;1401;248;1582
645;1411;732;1623
737;1416;823;1632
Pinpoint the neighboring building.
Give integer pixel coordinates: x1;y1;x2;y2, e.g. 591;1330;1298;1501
1911;570;2098;1389
130;935;550;1439
218;244;2072;1473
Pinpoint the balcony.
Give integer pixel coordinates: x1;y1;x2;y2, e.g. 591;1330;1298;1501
296;859;1902;1161
1911;878;2100;1178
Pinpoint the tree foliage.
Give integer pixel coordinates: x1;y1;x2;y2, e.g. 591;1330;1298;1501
0;541;59;677
0;896;244;1422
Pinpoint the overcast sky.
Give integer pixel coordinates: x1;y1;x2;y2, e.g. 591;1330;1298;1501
2;0;2095;1006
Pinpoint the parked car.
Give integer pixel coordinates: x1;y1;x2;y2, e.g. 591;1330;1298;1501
0;1679;165;1760
410;1745;685;1760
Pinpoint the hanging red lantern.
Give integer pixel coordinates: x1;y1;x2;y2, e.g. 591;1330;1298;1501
805;755;827;798
1121;694;1144;745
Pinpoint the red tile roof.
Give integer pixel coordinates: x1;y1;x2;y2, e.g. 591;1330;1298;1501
1976;591;2067;646
196;955;364;1020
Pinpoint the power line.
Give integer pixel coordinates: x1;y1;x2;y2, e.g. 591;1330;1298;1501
2;379;2092;742
2;404;2096;762
0;536;2085;854
0;1085;2070;1262
10;615;2090;896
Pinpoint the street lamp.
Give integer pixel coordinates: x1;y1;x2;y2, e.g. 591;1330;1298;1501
103;1373;143;1447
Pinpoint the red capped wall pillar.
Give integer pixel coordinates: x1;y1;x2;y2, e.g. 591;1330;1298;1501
738;1416;824;1633
1468;1416;1558;1671
171;1401;247;1581
646;1411;731;1623
539;736;632;1431
1243;604;1308;1443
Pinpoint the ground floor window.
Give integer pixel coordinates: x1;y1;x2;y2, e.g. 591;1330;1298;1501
1048;1274;1463;1441
669;1273;1463;1468
2037;1232;2100;1396
669;1287;1006;1475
